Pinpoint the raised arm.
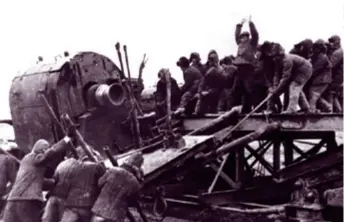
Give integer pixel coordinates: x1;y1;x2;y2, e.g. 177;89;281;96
33;136;71;166
249;21;259;47
235;18;246;44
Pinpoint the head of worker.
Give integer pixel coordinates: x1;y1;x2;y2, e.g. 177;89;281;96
328;35;341;50
239;31;250;44
189;52;201;65
32;139;51;154
125;152;144;169
122;152;144;181
207;50;219;67
271;43;285;62
313;39;327;55
158;68;171;82
220;56;233;66
176;57;190;72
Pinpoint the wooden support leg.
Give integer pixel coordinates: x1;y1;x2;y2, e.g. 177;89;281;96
208;154;230;193
235;147;245;187
283;140;294;166
273;140;281;172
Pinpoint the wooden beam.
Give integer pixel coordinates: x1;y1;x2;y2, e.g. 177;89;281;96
209;163;239;189
292;139;326;163
273;140;281;172
283;140;294;166
245;144;274;175
248;142;272;169
235;148;245;186
181;113;343;132
208;154;230;193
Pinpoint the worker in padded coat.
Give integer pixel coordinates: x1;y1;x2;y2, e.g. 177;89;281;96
42;146;105;222
91;152;144;222
306;39;332;113
3;136;73;222
155;68;182;118
267;43;313;114
195;50;225;114
328;35;343;112
0;148;20;212
218;56;238;112
174;57;203;115
230;16;259;113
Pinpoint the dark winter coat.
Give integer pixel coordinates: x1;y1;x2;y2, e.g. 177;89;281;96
7;139;70;202
273;54;312;94
310;53;332;85
330;47;343;89
181;66;203;94
91;164;143;222
192;62;207;75
0;154;19;196
233;21;259;66
222;64;238;88
156;77;182;108
198;66;225;93
51;158;105;208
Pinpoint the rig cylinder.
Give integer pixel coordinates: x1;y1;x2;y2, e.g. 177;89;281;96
89;83;126;107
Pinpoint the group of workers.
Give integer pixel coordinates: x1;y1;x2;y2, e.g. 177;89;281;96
0;119;144;222
155;17;343;117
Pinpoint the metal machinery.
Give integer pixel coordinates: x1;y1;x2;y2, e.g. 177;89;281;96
7;50;343;222
8;51;151;156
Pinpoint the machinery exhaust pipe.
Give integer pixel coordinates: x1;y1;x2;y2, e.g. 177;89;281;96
88;83;126;107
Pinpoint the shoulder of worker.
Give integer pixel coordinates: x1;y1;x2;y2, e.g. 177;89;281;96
185;66;203;78
332;47;343;59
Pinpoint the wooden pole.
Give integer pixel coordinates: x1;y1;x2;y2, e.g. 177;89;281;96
39;93;78;159
187;107;240;136
202;122;280;160
207;154;229;193
62;114;97;162
123;45;142;148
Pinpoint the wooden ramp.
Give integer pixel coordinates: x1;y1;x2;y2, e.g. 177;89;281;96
111;135;215;185
182;113;343;133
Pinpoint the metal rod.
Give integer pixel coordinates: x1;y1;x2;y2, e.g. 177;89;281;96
39;92;78;159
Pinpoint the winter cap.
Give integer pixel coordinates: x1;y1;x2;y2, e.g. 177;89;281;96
176;57;190;68
329;35;341;43
314;39;326;45
189;52;201;61
125;152;144;168
271;43;285;56
32;139;50;154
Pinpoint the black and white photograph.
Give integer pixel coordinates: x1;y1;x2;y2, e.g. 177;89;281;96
0;0;343;221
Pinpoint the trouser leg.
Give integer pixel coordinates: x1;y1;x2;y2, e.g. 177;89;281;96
285;81;304;113
307;84;329;112
42;197;65;222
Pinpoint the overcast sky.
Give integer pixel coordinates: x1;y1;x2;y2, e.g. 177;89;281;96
0;0;343;119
